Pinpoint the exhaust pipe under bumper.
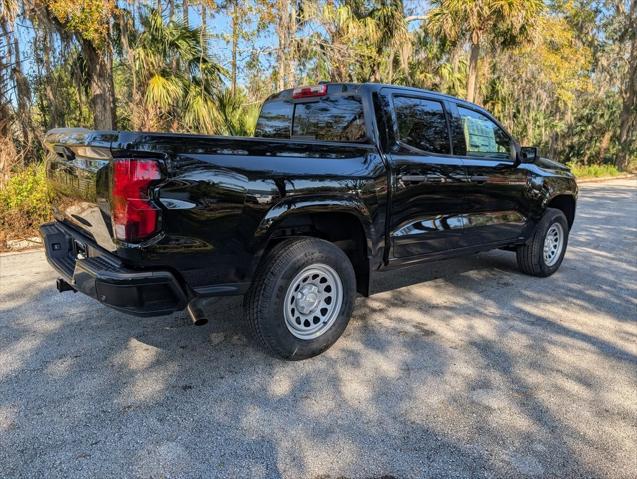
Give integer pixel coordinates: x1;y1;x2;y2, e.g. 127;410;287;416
187;300;208;326
56;278;77;293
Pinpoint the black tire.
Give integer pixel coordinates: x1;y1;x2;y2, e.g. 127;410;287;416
516;207;569;277
244;237;356;360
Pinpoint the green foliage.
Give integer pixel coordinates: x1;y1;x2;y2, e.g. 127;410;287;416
32;49;94;129
567;162;621;178
428;0;544;46
0;163;52;236
215;89;260;136
123;10;228;133
47;0;116;49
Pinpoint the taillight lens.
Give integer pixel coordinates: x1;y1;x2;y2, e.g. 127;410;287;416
292;84;328;99
111;159;161;242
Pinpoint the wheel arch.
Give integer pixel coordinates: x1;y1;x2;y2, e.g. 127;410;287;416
546;194;576;229
250;198;376;296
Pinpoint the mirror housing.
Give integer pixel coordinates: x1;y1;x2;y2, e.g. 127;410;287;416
520;146;539;163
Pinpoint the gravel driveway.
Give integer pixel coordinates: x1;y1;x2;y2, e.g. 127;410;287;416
1;178;635;479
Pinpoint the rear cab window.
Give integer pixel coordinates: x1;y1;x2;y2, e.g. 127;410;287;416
254;88;368;143
255;101;293;139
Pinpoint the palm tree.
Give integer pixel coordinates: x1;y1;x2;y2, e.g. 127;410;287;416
215;88;260;136
303;1;382;83
369;0;411;82
428;0;544;103
130;10;227;133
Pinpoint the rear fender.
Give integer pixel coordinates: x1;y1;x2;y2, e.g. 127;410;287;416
249;196;376;291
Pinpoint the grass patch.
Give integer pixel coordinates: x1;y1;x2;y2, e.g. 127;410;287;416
0;162;52;246
567;162;622;178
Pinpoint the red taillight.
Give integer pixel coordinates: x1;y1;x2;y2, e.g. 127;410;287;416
292;84;328;99
111;159;161;242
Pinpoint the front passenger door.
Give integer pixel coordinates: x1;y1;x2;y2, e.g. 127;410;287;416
452;105;530;246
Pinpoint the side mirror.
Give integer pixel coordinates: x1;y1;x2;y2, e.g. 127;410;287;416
520;146;539;163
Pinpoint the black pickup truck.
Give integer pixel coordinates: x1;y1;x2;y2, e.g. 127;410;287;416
41;83;577;359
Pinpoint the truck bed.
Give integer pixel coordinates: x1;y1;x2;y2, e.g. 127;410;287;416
44;128;385;295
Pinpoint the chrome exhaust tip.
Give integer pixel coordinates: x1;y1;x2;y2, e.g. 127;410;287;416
187;300;208;326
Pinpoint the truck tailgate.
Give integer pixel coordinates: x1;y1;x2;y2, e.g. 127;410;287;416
45;129;119;251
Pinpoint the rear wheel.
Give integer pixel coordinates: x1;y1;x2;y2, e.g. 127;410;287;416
244;237;356;360
516;208;569;277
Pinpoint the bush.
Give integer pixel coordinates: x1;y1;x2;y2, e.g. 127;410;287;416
0;162;52;242
566;162;622;178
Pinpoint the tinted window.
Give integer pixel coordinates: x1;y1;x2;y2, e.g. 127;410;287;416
393;96;450;154
458;106;512;158
292;96;366;142
254;100;293;138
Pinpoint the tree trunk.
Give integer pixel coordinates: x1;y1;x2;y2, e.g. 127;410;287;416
12;34;32;145
275;0;289;91
275;33;285;91
450;44;459;90
617;2;636;170
40;30;63;129
275;0;297;90
231;1;238;94
388;50;395;83
82;41;116;130
466;41;480;103
0;18;12;105
598;130;612;163
474;54;490;106
0;18;16;182
183;0;189;27
286;1;296;88
200;3;207;54
118;12;141;130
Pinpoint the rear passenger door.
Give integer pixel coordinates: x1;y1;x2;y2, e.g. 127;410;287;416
382;89;468;262
449;104;530;246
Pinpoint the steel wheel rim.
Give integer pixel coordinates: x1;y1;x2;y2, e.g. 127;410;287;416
543;222;564;267
283;263;343;340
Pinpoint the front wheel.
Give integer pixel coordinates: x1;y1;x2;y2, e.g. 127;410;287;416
244;237;356;360
516;208;569;277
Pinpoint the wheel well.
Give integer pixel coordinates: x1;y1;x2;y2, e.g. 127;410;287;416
547;195;576;229
265;212;370;296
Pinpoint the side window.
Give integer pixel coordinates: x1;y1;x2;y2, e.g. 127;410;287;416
254;100;293;138
457;106;512;158
393;96;450;154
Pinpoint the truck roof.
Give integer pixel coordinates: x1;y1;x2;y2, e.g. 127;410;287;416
267;82;489;115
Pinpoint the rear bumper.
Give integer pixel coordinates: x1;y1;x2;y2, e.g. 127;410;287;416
40;221;188;317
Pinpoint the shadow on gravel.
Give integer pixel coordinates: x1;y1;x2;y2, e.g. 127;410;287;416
0;181;635;478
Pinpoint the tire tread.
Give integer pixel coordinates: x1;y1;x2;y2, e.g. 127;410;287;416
244;237;354;359
516;208;568;277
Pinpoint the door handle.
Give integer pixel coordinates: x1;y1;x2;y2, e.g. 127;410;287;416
470;175;488;184
400;174;427;182
400;174;444;183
